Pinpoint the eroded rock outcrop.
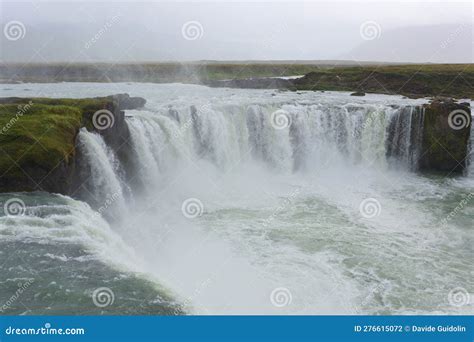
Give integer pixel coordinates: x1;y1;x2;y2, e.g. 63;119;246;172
0;94;146;194
419;99;471;173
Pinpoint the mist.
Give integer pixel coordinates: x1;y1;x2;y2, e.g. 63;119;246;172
1;0;472;63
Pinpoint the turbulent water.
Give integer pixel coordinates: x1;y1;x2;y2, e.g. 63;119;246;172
0;83;472;315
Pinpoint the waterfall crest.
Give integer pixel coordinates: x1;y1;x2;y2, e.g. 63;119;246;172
126;103;424;182
76;103;432;202
74;102;433;209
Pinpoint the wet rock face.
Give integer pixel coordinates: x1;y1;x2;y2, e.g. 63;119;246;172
111;93;147;110
419;99;471;173
0;94;146;195
71;94;146;196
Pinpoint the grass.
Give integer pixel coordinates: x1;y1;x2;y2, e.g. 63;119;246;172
0;97;113;187
1;62;471;98
292;64;474;98
0;62;322;83
0;104;82;179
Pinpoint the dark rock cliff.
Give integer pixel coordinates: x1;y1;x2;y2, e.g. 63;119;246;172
419;99;471;173
0;94;146;195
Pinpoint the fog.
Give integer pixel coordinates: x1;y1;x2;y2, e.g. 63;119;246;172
0;0;472;63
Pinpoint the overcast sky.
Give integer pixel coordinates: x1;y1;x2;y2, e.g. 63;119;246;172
0;0;472;63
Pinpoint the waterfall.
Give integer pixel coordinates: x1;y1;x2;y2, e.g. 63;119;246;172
386;106;425;170
122;103;427;188
76;129;128;218
54;88;472;315
469;115;474;176
76;103;430;210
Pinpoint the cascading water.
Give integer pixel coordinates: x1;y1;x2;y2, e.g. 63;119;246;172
124;102;426;176
76;129;129;218
469;114;474;176
1;83;472;315
386;106;425;170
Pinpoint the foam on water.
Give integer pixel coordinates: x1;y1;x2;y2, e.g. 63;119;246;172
0;194;139;271
0;82;472;315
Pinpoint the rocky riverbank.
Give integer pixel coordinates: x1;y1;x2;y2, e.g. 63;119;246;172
205;64;474;99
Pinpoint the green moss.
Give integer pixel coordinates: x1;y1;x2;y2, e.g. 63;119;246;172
0;103;83;179
0;96;117;188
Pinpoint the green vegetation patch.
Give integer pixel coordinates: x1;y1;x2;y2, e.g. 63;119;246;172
293;64;474;99
0;103;83;180
0;96;115;186
1;63;472;98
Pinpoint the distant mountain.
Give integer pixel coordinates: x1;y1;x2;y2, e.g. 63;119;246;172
341;24;472;63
